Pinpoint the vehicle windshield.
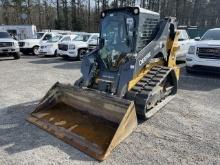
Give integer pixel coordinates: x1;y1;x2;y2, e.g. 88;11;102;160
201;30;220;41
99;13;134;71
0;32;12;38
48;35;62;43
74;34;91;42
71;35;78;41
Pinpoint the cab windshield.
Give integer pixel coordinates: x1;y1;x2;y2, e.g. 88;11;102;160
48;35;62;43
99;13;135;70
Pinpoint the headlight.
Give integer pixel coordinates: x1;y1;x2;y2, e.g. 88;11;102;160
69;44;75;50
188;46;196;54
26;42;30;46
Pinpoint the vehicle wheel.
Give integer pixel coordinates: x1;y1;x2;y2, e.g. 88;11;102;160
74;77;84;88
32;46;39;55
54;50;58;57
12;52;21;59
78;49;87;61
62;56;69;60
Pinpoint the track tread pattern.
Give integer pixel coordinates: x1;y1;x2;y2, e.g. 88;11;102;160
126;66;172;118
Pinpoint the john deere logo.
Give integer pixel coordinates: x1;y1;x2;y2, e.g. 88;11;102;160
139;52;151;66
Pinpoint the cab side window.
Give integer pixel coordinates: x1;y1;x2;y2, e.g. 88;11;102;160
43;34;52;40
89;35;98;45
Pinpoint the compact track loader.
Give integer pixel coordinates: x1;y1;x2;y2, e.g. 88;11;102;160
27;7;180;161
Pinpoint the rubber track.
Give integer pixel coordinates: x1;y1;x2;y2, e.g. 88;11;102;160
125;66;172;117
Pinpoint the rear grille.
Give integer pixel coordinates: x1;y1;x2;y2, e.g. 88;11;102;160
19;42;25;47
197;47;220;59
0;42;13;47
58;44;68;51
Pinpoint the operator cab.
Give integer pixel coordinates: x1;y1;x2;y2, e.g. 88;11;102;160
98;7;160;71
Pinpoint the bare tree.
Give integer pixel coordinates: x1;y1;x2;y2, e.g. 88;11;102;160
0;0;219;32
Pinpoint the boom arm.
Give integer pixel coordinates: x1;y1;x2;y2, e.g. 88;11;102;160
133;18;178;77
167;30;180;79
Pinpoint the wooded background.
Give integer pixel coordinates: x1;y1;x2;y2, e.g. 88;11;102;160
0;0;219;32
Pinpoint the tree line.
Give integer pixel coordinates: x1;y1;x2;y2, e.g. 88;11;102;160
0;0;219;32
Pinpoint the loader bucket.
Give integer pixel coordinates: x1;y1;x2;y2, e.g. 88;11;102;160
27;82;137;161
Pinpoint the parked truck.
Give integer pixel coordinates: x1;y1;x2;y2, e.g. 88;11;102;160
0;31;20;59
176;29;194;61
0;25;37;40
58;33;99;60
186;28;220;73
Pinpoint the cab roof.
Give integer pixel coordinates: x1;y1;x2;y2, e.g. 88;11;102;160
102;6;159;16
139;7;160;15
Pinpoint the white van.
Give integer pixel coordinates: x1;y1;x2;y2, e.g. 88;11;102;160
19;32;58;55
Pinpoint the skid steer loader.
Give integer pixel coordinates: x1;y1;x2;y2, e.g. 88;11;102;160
27;7;180;161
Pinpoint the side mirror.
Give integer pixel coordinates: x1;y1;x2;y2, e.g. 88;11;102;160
194;37;200;41
99;38;105;48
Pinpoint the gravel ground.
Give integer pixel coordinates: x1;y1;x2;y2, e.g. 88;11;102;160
0;56;220;165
